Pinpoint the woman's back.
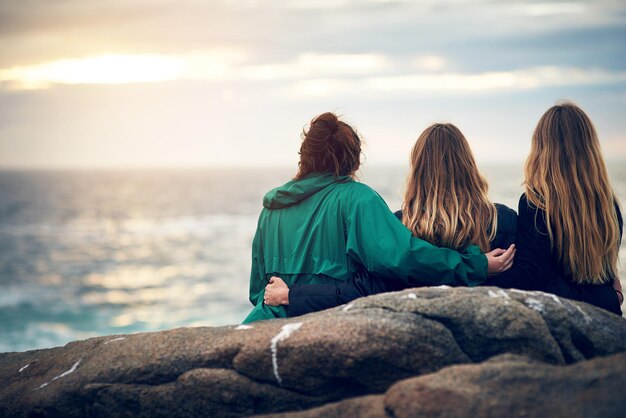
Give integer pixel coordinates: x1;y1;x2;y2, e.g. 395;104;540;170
490;194;622;314
488;102;622;315
524;103;620;286
255;174;358;284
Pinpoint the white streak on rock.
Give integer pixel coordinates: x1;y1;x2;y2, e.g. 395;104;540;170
574;305;592;323
402;293;417;300
104;337;126;344
236;324;253;330
271;322;302;385
433;285;451;289
19;364;29;373
36;359;81;390
510;290;564;307
547;294;563;306
488;289;511;300
342;303;354;312
525;297;545;313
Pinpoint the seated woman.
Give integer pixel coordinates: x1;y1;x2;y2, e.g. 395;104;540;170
264;122;517;316
487;102;623;315
243;113;514;323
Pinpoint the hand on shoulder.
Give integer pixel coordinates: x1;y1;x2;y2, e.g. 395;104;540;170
486;244;516;276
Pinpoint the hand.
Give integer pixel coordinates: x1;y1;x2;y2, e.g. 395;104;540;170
486;244;516;277
264;276;290;306
613;277;623;306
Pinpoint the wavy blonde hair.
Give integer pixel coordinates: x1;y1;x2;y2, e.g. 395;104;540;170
525;102;620;284
402;123;497;252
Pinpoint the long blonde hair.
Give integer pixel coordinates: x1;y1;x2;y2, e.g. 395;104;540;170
402;123;497;252
525;102;620;284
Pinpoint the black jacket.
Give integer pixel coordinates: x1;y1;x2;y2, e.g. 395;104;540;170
288;204;517;317
488;194;623;315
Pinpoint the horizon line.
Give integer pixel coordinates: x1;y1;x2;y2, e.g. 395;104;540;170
2;159;626;172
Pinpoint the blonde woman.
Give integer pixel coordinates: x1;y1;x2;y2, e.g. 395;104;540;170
264;123;517;316
488;102;623;314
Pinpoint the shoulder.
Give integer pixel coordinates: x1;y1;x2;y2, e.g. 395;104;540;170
495;203;517;231
517;193;541;217
517;193;530;209
491;203;517;248
495;203;517;219
516;193;549;234
340;179;375;192
337;180;385;202
330;180;391;219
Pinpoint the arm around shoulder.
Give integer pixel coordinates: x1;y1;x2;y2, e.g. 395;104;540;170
344;185;488;287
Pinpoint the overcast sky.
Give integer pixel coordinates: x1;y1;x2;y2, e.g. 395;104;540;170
1;0;625;168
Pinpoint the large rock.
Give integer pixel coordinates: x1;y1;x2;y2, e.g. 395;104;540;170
1;286;625;417
263;352;626;418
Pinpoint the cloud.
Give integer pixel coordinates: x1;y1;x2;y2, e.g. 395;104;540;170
1;0;624;70
0;54;185;90
0;52;388;89
365;67;626;93
285;66;626;97
2;48;625;98
289;78;355;97
239;53;390;80
0;49;246;89
177;49;249;81
523;2;587;16
411;55;447;72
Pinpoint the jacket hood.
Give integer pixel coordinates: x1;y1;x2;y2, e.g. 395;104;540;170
263;172;351;209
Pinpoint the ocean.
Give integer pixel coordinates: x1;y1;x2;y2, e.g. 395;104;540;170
1;164;625;353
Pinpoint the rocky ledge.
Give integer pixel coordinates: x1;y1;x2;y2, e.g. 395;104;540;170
1;286;625;417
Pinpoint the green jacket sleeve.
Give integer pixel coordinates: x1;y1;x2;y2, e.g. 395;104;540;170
248;218;266;305
344;187;487;286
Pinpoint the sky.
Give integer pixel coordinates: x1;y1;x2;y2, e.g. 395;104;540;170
0;0;625;168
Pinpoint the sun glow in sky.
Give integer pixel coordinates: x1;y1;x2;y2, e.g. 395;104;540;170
0;0;625;168
0;55;185;89
4;54;626;94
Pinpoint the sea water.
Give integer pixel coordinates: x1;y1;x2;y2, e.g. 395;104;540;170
1;164;625;352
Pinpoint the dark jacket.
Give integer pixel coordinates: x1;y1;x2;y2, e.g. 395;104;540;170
487;194;623;315
288;203;517;317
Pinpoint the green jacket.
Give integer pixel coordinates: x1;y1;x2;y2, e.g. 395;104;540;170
243;172;487;323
